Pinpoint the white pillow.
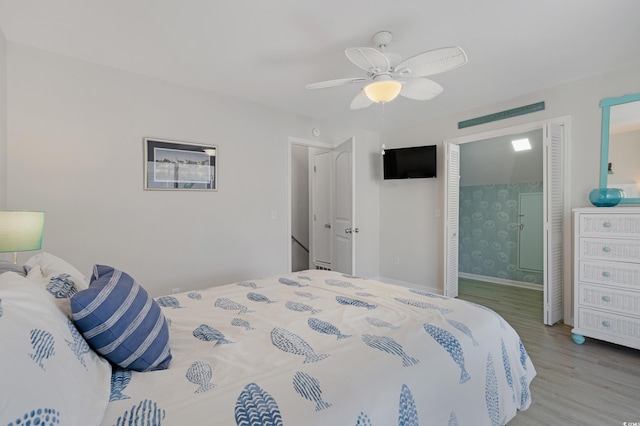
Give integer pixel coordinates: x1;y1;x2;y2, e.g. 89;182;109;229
24;252;89;290
0;272;112;426
24;252;89;317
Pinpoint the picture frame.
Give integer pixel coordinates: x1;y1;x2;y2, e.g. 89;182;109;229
144;138;217;191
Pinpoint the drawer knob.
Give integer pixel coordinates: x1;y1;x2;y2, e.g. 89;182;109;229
601;296;611;302
602;271;611;278
602;321;611;327
602;246;611;253
602;222;612;228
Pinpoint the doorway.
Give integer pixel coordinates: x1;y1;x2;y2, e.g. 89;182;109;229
287;137;356;275
457;129;544;288
443;118;571;325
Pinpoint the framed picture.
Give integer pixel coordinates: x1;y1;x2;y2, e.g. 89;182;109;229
144;138;217;191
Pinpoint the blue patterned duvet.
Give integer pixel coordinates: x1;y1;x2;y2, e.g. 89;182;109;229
101;270;536;426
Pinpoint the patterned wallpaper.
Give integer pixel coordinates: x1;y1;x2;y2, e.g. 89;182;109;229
459;182;543;285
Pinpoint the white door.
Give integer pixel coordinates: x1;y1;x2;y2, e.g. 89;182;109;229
543;123;564;325
332;137;355;275
444;143;460;297
311;149;332;268
518;192;543;271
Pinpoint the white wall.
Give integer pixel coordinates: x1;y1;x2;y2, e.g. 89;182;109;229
6;43;380;296
16;40;638;300
380;61;640;290
0;30;6;210
0;30;6;263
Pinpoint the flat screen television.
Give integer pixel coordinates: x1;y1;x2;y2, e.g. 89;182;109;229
383;145;437;179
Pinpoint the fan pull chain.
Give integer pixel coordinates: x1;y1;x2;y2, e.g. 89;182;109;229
380;102;386;155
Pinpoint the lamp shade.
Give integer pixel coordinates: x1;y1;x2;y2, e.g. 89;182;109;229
363;80;403;103
0;211;45;253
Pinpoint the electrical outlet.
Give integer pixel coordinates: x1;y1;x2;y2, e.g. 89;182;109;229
394;256;400;266
171;288;181;294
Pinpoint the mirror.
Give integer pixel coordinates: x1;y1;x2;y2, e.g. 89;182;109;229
600;93;640;204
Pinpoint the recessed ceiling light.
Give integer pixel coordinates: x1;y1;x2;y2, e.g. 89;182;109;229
511;138;532;152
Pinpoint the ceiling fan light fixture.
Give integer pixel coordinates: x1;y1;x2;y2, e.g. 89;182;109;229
306;31;467;110
363;80;402;103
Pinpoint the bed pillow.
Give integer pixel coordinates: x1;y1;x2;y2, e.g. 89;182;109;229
0;271;112;426
0;260;26;276
24;252;89;291
70;265;172;372
23;253;86;318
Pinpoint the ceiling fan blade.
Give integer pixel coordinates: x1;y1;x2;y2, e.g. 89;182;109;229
345;47;391;73
350;92;374;110
393;46;468;78
399;78;444;101
305;77;369;90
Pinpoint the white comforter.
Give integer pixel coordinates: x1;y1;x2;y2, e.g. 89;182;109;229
101;270;536;426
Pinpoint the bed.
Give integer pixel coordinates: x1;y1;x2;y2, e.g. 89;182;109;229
0;254;536;426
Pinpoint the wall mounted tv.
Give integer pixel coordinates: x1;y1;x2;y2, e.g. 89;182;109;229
383;145;437;179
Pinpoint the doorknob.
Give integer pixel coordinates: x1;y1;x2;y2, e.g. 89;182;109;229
345;228;352;234
353;228;359;233
324;223;331;229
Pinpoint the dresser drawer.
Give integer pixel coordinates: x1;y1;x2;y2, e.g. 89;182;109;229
577;284;640;316
578;237;640;262
576;307;640;339
578;260;640;289
579;213;640;237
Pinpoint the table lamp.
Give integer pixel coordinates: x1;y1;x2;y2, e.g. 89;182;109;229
0;211;45;264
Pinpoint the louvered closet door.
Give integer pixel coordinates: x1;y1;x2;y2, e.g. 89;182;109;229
543;123;564;325
444;143;460;297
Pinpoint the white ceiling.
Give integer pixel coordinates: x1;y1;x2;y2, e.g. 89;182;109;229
1;0;640;132
460;129;543;186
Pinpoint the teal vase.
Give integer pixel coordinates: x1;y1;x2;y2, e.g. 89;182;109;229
588;188;624;207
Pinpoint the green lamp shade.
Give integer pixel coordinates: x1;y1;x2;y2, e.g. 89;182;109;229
0;211;45;253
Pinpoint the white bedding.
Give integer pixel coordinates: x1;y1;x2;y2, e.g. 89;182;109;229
101;270;536;426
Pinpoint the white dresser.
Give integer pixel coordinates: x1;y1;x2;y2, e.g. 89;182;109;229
572;207;640;350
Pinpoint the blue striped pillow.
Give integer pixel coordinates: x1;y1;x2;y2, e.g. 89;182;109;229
70;265;171;372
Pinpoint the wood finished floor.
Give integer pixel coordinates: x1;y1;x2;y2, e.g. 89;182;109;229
457;278;640;426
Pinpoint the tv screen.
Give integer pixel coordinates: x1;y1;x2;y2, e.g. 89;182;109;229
383;145;437;179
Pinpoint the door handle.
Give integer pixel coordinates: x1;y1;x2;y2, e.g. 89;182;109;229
345;228;352;234
324;223;331;229
345;227;359;234
353;228;359;233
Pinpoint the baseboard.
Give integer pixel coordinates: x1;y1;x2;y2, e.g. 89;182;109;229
374;276;442;295
459;272;543;291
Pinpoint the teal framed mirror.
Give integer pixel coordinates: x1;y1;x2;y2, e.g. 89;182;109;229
599;92;640;204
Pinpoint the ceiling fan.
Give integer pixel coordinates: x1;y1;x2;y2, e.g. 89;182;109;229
305;31;468;110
